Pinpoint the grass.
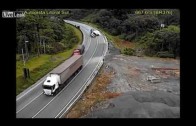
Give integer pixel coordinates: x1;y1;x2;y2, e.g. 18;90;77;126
80;21;136;51
112;37;136;49
65;23;83;44
65;68;120;118
16;23;82;95
16;55;50;78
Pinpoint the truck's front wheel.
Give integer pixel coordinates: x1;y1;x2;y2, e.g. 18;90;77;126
52;90;56;96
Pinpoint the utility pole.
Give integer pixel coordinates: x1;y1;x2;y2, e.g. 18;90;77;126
25;40;29;60
22;48;25;67
40;39;42;54
37;33;40;56
36;23;41;57
43;39;46;54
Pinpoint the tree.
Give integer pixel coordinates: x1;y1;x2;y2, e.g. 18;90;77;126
138;25;180;57
16;9;80;56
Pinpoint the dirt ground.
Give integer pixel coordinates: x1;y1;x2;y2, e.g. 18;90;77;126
83;42;180;118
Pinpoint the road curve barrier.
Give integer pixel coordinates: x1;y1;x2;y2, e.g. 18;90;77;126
56;28;108;118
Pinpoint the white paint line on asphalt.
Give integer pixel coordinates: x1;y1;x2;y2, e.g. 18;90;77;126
58;31;107;118
58;35;106;118
17;23;93;112
56;51;101;118
32;35;99;118
83;32;91;56
17;21;91;101
17;21;105;117
17;92;43;113
17;79;45;101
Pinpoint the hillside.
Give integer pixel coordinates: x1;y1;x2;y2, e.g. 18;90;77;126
16;10;82;95
65;9;180;58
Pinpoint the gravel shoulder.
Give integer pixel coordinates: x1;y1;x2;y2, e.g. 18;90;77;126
83;42;180;118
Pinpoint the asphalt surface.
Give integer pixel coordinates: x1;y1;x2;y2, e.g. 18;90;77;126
16;20;106;118
85;91;180;118
83;42;180;118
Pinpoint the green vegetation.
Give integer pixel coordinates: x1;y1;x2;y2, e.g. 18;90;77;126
137;25;180;57
66;23;82;44
66;9;180;58
16;10;80;55
122;48;136;56
80;21;135;52
16;48;76;95
16;9;82;95
16;9;180;95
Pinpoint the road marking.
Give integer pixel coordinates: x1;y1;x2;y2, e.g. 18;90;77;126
17;21;106;117
17;92;43;113
32;34;99;118
17;79;45;101
56;53;101;118
17;22;91;101
83;32;91;55
16;25;91;113
58;35;107;118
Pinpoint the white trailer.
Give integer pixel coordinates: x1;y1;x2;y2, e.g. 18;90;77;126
43;55;83;95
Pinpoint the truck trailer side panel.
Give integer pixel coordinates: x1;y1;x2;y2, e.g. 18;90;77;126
50;55;83;85
59;56;82;84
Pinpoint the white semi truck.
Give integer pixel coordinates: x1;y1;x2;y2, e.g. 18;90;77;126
90;29;101;37
43;55;83;95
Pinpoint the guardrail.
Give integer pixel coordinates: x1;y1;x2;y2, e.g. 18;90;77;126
56;31;108;118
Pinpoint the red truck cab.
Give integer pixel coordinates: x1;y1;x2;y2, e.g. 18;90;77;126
73;49;81;55
72;45;85;56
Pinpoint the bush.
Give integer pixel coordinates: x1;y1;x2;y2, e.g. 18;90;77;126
125;33;136;41
70;37;78;44
46;42;66;54
119;33;126;39
110;28;119;36
16;55;22;61
123;48;136;56
157;51;174;58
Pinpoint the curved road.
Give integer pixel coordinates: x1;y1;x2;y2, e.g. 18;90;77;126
16;20;107;118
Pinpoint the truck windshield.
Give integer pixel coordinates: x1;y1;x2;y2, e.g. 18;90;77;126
43;85;52;90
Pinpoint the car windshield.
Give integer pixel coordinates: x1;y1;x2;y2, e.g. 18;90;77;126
74;50;79;53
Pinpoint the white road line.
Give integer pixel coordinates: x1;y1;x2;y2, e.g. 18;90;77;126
32;35;99;118
17;21;104;117
58;35;106;118
83;32;91;55
17;24;92;112
56;49;101;118
17;79;45;101
17;22;90;101
17;92;43;113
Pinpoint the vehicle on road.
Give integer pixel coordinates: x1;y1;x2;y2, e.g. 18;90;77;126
90;29;100;37
93;30;100;36
72;45;85;56
43;55;83;95
90;32;96;38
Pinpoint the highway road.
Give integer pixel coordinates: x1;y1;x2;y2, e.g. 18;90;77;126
16;20;107;118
